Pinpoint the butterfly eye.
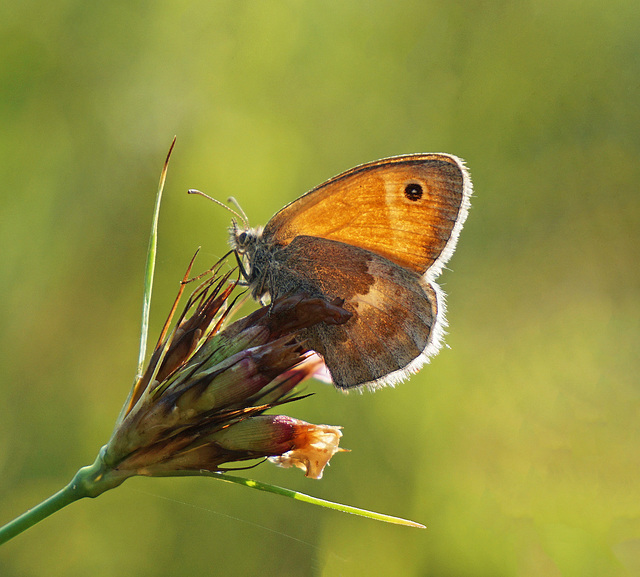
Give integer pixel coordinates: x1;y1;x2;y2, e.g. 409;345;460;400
404;182;423;201
237;232;248;245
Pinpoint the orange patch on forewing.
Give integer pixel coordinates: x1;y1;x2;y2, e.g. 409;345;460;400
262;155;467;276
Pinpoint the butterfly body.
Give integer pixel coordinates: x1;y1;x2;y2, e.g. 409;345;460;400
231;154;472;391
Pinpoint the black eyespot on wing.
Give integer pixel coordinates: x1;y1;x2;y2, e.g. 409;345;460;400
404;182;423;201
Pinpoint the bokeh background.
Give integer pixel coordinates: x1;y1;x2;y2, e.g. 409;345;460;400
1;1;639;576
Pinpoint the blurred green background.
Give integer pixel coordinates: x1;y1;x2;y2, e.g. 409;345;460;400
1;1;639;575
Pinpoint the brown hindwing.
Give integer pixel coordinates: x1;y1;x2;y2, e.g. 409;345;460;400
269;236;440;389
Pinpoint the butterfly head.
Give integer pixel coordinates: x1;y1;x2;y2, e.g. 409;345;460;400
229;219;264;256
229;219;269;297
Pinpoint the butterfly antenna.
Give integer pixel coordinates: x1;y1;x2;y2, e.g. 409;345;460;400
188;189;247;225
227;196;249;228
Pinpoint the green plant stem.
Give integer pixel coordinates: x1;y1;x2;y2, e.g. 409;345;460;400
0;457;425;546
0;449;130;546
0;482;82;546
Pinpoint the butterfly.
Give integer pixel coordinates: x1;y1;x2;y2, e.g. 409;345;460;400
226;153;472;391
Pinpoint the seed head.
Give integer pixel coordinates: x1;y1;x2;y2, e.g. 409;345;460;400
103;265;351;480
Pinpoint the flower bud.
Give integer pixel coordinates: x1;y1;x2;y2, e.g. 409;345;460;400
102;268;350;481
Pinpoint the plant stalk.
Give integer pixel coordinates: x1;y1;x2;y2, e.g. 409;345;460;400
0;449;130;545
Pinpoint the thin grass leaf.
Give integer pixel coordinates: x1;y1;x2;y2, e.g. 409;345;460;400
212;472;426;528
137;136;176;378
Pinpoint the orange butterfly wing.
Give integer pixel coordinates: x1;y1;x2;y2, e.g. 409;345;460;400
262;153;472;278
